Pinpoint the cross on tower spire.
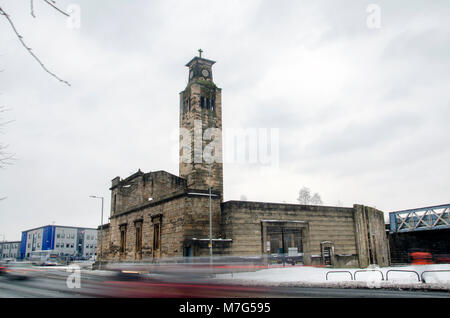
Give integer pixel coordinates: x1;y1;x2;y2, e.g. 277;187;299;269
198;48;203;58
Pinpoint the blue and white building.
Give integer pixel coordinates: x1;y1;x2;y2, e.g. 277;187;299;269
19;225;98;260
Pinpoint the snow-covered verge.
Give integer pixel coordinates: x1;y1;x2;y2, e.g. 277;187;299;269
214;264;450;291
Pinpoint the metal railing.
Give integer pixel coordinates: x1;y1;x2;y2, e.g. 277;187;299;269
325;270;353;281
354;269;384;281
386;269;421;282
420;270;450;283
325;268;450;284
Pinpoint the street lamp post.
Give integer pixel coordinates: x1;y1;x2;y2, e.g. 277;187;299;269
89;195;104;269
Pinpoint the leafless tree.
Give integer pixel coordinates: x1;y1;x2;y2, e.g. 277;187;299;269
1;1;71;171
297;187;311;205
297;186;323;205
0;106;14;169
310;193;323;205
0;1;71;86
0;106;14;200
1;1;73;201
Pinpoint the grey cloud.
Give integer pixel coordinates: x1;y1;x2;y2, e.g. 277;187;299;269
305;111;423;157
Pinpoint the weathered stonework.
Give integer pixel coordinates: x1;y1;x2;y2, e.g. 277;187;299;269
179;59;223;196
220;201;389;267
98;54;390;268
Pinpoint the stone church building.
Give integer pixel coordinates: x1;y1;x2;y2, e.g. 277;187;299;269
98;53;390;268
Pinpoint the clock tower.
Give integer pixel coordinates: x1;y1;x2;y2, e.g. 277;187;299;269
179;51;223;197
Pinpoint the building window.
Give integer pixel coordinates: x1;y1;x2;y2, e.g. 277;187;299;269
182;99;188;113
135;223;143;254
120;225;127;254
200;96;205;108
267;226;302;255
153;223;160;251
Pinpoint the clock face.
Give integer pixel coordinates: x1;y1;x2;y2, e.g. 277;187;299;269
202;69;209;77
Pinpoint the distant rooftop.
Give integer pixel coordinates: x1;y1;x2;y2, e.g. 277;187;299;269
22;225;98;233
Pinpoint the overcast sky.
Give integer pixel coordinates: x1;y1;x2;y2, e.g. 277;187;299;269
0;1;449;241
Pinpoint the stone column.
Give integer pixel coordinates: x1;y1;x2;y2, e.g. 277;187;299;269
353;204;370;268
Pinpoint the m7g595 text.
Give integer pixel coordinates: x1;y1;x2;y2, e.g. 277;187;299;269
223;302;270;313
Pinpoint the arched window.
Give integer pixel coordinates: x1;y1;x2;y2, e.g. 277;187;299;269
200;96;205;108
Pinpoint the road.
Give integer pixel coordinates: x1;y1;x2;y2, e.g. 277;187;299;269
1;269;450;298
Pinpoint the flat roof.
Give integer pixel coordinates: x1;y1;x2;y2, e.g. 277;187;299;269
22;225;98;233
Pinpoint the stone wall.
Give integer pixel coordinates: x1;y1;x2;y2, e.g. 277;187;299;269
97;223;110;262
353;205;390;267
101;192;222;262
221;201;359;267
99;196;390;268
221;201;390;268
110;170;187;217
107;194;184;261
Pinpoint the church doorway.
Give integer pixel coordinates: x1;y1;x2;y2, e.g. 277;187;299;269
184;246;192;257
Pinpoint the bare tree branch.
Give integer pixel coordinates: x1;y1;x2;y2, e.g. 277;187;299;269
43;0;70;17
0;107;15;168
0;6;71;86
31;0;70;18
30;0;35;18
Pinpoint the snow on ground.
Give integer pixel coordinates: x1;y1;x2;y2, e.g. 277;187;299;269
30;261;450;291
214;264;450;291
